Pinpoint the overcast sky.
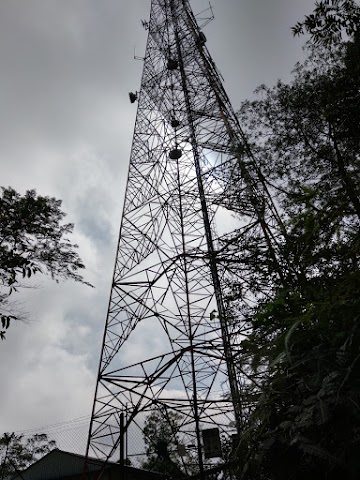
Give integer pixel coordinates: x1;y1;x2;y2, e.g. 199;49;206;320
0;0;315;453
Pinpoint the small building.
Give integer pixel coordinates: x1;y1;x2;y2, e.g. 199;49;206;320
11;449;165;480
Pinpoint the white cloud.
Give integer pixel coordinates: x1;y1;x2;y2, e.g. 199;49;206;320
0;284;94;432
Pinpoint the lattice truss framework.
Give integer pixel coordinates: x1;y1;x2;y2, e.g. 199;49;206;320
86;0;282;467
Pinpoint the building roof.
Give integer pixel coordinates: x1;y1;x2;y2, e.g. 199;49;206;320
11;449;165;480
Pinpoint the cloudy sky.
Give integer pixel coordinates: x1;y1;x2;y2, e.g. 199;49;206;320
0;0;315;453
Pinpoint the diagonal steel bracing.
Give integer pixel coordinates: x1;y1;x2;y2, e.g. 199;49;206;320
86;0;282;475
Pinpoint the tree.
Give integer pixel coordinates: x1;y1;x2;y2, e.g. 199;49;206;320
292;0;360;46
142;408;187;478
0;187;91;339
219;14;360;480
0;433;56;479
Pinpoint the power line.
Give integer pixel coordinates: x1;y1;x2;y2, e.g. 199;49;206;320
8;416;90;436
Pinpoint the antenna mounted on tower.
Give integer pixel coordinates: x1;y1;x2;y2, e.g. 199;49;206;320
195;2;215;29
85;1;279;478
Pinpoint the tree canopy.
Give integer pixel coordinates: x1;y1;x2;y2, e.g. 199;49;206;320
0;433;56;479
219;5;360;479
292;0;360;46
0;187;91;339
142;408;186;478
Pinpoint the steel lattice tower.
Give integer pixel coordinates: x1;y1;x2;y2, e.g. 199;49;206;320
86;0;281;475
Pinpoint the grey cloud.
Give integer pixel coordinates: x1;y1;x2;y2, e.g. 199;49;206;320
0;0;316;442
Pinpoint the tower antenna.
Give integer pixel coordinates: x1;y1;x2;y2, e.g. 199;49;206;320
85;0;281;477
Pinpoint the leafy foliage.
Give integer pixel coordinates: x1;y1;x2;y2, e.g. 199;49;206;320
142;408;186;478
0;433;56;479
0;187;91;339
292;0;360;46
221;15;360;480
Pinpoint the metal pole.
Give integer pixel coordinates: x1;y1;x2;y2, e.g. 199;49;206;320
119;413;125;480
